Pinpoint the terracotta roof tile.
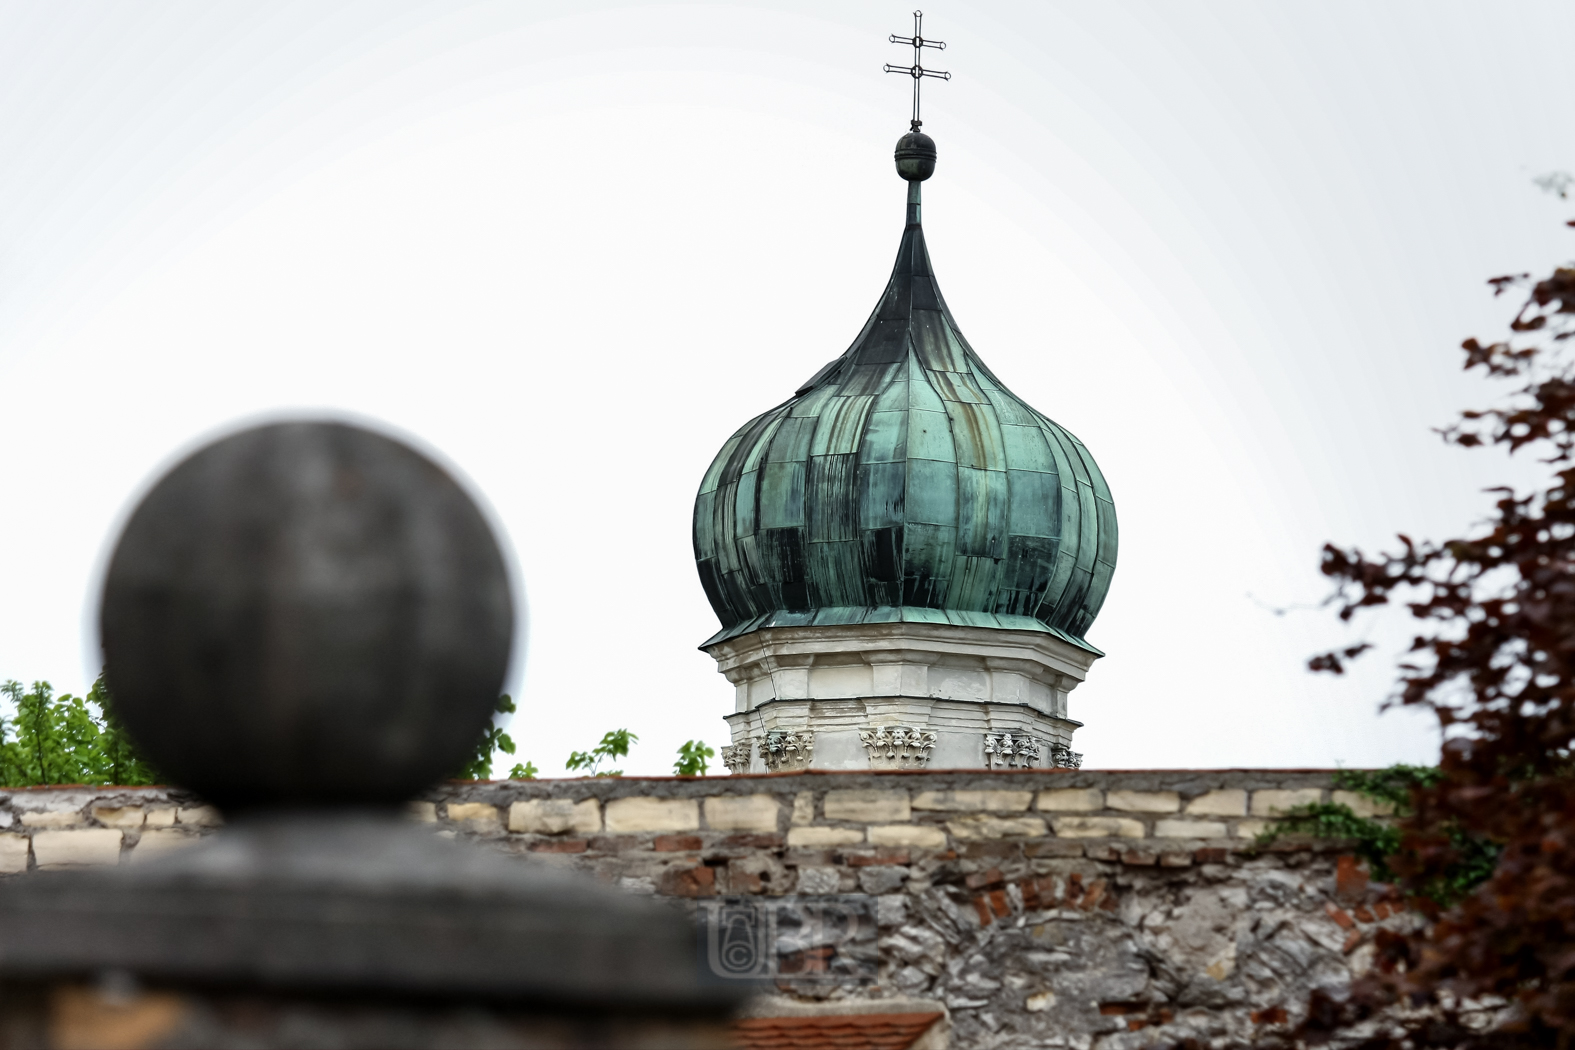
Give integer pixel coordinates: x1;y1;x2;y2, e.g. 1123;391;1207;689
733;1011;944;1050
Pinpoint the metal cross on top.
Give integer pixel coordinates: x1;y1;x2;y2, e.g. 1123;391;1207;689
884;10;950;132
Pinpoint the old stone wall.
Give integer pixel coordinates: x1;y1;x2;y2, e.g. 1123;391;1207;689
0;771;1410;1049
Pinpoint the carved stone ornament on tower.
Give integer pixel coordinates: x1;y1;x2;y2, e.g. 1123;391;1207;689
694;54;1117;773
720;740;754;775
760;730;816;772
0;421;743;1048
860;725;939;769
984;732;1039;770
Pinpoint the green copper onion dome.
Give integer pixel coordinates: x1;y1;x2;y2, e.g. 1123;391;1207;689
694;137;1116;650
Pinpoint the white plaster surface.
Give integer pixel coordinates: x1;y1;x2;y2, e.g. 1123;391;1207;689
710;622;1094;773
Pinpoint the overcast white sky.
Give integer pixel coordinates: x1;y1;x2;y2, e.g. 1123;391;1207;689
2;2;1573;776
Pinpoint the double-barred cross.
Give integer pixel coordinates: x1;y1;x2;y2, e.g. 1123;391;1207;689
884;10;950;131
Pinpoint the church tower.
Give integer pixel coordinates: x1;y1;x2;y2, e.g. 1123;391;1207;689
694;41;1117;773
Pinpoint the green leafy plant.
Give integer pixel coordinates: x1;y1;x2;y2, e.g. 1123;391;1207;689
506;761;539;779
453;694;529;780
673;739;714;777
0;674;161;787
1253;765;1500;898
566;729;638;777
1257;767;1498;903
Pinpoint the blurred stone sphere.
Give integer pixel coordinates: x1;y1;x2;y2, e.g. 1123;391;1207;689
100;421;514;809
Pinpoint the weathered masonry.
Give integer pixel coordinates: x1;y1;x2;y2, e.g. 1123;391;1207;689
2;770;1409;1049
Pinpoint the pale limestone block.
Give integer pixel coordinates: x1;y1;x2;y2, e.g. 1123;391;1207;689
912;790;1031;812
786;826;864;848
1332;790;1396;818
144;808;177;827
0;834;29;874
946;815;1049;841
20;810;82;828
407;802;438;823
913;790;979;811
508;799;568;834
570;800;602;835
33;829;122;869
980;790;1033;812
1250;789;1322;817
867;824;948;849
1185;790;1247;817
508;799;601;835
1051;816;1146;839
823;790;910;823
1106;790;1180;813
92;806;146;828
177;806;222;827
131;829;202;863
1155;819;1229;838
1235;819;1271;838
445;803;502;830
1036;788;1103;812
791;793;815;826
704;795;780;833
604;797;699;834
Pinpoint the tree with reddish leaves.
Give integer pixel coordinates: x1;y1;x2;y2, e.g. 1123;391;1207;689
1300;221;1575;1046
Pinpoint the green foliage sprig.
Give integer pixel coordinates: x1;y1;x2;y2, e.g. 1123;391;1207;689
673;739;714;777
454;694;538;780
566;729;637;777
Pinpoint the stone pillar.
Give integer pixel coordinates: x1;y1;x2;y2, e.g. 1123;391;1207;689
0;422;741;1049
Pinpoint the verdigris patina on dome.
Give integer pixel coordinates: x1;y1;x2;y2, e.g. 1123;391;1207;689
693;182;1117;653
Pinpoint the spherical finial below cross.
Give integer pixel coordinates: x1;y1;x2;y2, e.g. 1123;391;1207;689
895;130;937;181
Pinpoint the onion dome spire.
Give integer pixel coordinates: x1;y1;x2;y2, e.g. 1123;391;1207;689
694;63;1116;654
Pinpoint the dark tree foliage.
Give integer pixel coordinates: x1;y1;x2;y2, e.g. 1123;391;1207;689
1302;233;1575;1046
